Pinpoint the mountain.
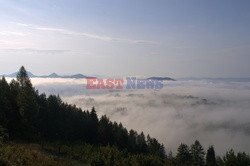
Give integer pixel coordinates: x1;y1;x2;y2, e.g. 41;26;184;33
147;77;175;81
2;71;36;78
62;74;86;78
1;71;87;79
40;73;60;78
45;73;86;78
48;73;59;78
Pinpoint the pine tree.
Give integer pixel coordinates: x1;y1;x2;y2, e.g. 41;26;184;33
190;140;205;166
98;115;113;145
128;129;137;153
137;132;147;154
115;123;128;149
206;146;217;166
0;77;10;126
176;143;191;166
90;107;99;144
7;79;22;138
16;66;38;133
147;135;166;157
221;149;250;166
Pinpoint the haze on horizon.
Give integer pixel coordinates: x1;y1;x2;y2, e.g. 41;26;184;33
1;0;250;78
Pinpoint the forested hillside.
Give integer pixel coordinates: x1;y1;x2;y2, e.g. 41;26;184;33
0;66;250;166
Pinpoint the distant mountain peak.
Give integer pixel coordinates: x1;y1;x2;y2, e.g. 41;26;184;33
147;77;175;81
48;73;59;78
70;74;86;78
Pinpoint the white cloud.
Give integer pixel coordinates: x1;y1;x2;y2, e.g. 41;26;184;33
0;40;32;48
12;22;157;44
0;48;70;54
0;31;26;36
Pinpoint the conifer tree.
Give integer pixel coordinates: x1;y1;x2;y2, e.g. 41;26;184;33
0;77;10;126
16;66;38;132
176;143;191;166
206;146;217;166
190;140;205;166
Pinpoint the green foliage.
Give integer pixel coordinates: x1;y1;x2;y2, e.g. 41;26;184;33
0;143;76;166
0;142;168;166
176;143;191;166
217;149;250;166
147;135;166;158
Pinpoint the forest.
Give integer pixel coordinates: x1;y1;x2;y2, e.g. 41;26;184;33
0;66;250;166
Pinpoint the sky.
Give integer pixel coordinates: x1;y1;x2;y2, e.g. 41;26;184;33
0;0;250;77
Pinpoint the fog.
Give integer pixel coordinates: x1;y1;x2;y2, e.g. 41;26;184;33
6;77;250;155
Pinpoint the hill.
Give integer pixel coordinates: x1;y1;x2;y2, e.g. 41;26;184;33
0;66;166;165
0;142;166;166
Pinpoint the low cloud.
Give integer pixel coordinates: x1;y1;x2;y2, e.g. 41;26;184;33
6;77;250;155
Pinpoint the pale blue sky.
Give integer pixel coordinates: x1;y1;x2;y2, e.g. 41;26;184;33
0;0;250;77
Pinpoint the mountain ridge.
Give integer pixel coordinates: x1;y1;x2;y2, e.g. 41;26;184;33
147;77;175;81
1;71;87;79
